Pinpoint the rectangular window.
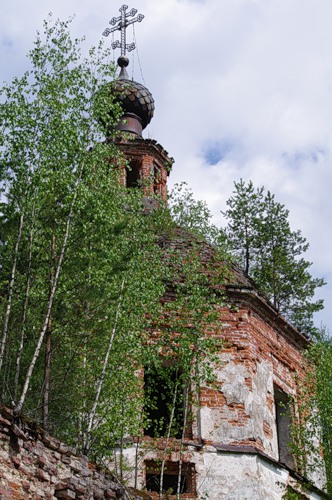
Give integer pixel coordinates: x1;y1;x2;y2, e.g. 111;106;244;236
153;164;161;194
144;365;191;439
126;160;140;188
145;460;195;496
274;385;294;469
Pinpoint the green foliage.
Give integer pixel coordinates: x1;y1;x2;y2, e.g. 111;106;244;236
169;182;227;249
0;15;164;454
293;328;332;495
313;338;332;491
281;485;307;500
222;179;325;336
0;17;227;474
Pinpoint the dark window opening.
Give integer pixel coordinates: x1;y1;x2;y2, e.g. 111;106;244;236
146;460;194;495
126;160;140;188
153;164;161;194
274;385;294;469
144;365;190;439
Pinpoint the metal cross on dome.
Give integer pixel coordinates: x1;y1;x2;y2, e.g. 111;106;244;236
102;4;144;56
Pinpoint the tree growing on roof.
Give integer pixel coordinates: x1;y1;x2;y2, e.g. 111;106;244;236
222;179;325;336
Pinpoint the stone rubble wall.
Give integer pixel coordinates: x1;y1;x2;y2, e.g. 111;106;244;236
0;405;138;500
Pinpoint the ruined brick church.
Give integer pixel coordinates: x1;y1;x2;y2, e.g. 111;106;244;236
106;32;327;498
0;10;328;500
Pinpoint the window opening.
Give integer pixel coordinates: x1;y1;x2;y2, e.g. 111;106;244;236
126;160;140;188
144;365;188;439
153;163;161;194
145;460;195;495
274;385;294;469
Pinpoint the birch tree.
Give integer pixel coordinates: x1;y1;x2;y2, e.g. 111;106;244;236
0;16;229;473
223;180;325;336
0;16;166;441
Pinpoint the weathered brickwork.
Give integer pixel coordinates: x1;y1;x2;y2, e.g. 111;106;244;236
119;227;326;498
199;295;307;457
119;283;326;498
114;136;173;201
0;405;137;500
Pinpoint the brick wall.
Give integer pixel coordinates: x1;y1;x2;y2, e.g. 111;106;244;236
0;405;140;500
199;298;307;459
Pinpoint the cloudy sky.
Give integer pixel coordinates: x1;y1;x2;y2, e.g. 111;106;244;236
1;0;331;333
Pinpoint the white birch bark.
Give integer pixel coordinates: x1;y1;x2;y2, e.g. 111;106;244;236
14;171;82;414
159;377;179;500
83;276;126;453
0;211;25;374
177;382;189;499
14;203;35;401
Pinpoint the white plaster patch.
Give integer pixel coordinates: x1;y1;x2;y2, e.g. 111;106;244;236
201;358;278;455
219;358;249;405
196;451;285;499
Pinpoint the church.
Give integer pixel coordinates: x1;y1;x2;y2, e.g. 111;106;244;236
106;7;327;499
0;7;328;500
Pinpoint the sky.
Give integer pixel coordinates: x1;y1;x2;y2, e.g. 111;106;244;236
0;0;331;333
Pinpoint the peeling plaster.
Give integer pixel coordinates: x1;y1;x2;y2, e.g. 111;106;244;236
201;358;278;459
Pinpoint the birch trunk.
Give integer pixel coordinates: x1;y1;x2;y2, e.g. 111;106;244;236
159;377;179;500
0;211;25;374
83;277;126;453
14;204;35;401
176;382;189;499
43;232;56;429
14;171;82;414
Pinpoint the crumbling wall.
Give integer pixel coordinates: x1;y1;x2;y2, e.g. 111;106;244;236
0;405;135;500
122;443;326;499
117;296;327;498
199;303;305;455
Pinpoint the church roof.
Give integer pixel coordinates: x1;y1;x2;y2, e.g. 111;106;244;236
160;226;310;350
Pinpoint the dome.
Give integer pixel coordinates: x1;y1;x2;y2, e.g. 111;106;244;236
111;56;154;135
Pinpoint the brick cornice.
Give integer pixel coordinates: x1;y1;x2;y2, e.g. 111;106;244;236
225;284;310;349
114;136;174;173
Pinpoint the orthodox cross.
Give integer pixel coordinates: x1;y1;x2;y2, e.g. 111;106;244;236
102;4;144;56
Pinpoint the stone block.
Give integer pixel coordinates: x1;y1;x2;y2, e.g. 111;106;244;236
69;458;82;473
22;480;31;491
61;455;71;465
38;455;48;468
59;443;68;454
54;488;76;499
92;486;105;499
11;456;21;469
35;468;50;482
104;490;117;499
0;416;11;427
48;437;61;451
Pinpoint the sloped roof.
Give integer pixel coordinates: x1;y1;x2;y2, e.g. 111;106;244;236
160;226;309;349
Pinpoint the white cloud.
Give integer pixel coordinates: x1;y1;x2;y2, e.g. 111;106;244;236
0;0;331;332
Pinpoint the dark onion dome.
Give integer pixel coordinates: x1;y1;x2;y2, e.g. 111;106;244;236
111;56;154;135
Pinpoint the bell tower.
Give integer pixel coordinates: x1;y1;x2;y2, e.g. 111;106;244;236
103;5;173;201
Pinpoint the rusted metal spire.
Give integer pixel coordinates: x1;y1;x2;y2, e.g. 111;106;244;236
102;4;144;57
